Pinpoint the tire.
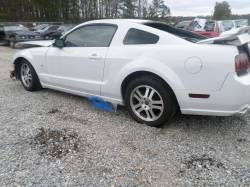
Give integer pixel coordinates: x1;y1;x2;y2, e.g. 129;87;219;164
19;60;42;91
124;75;177;127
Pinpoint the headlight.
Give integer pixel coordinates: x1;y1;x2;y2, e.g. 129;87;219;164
17;35;26;39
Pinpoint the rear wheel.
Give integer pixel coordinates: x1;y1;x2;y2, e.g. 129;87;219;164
19;60;42;91
125;76;177;127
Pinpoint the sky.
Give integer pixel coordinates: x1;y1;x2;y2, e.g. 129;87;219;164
164;0;250;16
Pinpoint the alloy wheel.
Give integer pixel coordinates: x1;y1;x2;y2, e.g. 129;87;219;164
130;85;164;122
21;63;32;88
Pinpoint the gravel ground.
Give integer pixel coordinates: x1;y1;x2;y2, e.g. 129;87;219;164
0;46;250;186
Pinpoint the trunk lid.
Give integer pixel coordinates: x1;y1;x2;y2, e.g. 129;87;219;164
198;26;250;59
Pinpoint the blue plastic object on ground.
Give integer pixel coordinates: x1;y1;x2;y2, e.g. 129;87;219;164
88;96;114;112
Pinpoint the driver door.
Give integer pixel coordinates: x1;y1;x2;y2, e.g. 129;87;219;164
45;24;117;95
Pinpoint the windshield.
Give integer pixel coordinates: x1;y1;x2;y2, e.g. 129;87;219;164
204;21;215;32
144;22;208;43
48;26;60;31
187;19;206;31
4;26;26;32
34;24;48;30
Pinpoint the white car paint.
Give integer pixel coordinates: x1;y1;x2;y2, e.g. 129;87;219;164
220;26;250;37
12;19;250;116
15;40;54;49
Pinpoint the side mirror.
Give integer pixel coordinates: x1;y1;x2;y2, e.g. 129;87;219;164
53;39;64;48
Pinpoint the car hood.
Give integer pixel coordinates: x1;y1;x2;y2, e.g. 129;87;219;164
11;30;40;36
17;40;54;46
15;40;54;49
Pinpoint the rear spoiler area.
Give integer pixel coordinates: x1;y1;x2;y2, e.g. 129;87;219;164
198;26;250;46
198;26;250;58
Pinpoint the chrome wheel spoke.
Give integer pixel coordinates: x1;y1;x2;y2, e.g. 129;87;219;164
144;87;150;97
137;107;144;113
27;74;32;80
152;100;162;105
133;103;141;110
134;94;141;102
136;90;143;99
149;109;156;119
152;105;163;111
145;110;151;120
149;89;155;99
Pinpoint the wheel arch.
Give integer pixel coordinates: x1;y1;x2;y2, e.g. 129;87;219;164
13;57;27;79
13;57;37;80
121;71;180;110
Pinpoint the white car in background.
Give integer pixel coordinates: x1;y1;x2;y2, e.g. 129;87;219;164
11;19;250;127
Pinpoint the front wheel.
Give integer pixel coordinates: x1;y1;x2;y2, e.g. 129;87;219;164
19;60;42;91
125;76;177;127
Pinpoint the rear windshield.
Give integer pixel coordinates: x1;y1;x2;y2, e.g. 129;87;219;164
144;22;208;43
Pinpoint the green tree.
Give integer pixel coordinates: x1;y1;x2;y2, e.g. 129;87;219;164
121;0;137;18
0;0;172;22
213;1;232;20
148;0;170;19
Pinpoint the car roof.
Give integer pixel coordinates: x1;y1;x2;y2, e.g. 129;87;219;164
82;19;152;25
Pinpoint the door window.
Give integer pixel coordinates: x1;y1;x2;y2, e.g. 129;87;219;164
64;25;117;47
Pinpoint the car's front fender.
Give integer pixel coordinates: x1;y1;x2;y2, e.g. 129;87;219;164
12;47;49;78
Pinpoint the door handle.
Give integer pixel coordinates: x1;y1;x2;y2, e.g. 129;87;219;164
89;53;102;60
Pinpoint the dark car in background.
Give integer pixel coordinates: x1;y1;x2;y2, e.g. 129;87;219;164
36;25;60;39
194;20;221;38
0;25;42;48
30;24;49;31
44;24;76;40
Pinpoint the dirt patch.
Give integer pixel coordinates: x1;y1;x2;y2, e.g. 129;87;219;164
47;108;61;114
32;128;79;159
180;154;225;173
183;154;225;170
237;138;247;143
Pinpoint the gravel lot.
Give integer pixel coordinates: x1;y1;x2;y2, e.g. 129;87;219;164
0;46;250;186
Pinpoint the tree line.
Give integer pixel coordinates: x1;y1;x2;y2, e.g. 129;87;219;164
0;0;171;22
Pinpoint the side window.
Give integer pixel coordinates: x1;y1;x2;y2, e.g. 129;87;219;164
124;28;159;45
64;25;117;47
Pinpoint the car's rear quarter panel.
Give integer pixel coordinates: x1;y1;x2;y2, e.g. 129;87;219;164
102;43;238;107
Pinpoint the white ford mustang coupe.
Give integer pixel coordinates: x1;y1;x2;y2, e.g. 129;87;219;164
11;19;250;127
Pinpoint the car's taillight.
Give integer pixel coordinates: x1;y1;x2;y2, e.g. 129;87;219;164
235;53;250;76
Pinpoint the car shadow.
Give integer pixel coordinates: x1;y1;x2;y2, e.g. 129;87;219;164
39;88;248;135
160;112;248;137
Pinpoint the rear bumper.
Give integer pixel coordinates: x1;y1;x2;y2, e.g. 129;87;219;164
179;73;250;116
